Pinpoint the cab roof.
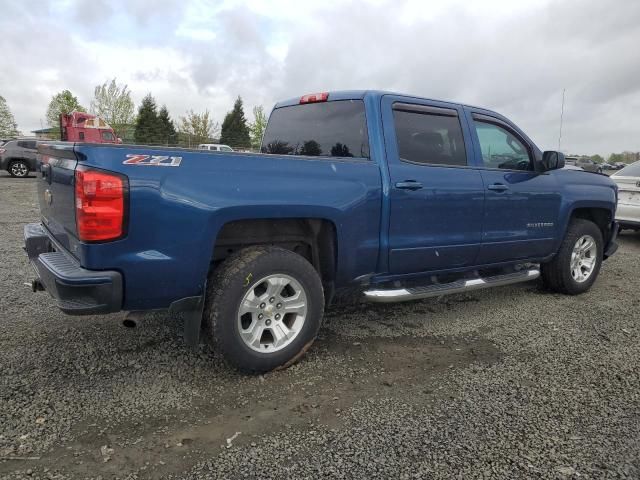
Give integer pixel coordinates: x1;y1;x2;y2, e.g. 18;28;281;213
273;90;502;118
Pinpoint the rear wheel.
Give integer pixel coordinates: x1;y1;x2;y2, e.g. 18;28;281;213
541;219;603;294
9;160;29;178
204;246;324;373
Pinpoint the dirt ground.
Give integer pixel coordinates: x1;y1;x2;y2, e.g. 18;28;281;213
0;173;638;479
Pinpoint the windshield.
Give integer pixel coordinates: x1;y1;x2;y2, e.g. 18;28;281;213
614;161;640;177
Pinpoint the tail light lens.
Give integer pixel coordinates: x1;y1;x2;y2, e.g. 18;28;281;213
75;167;128;242
0;148;6;154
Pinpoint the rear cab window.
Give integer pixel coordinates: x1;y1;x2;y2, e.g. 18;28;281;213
261;100;369;159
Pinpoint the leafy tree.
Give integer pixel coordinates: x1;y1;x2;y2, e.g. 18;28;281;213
608;153;624;164
134;94;163;144
220;96;250;149
589;154;604;164
157;105;177;145
90;79;135;138
0;95;19;138
249;105;268;149
46;90;85;127
178;110;219;146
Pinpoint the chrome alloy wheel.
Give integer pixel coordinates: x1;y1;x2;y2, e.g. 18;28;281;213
237;274;308;353
570;235;597;283
10;162;28;177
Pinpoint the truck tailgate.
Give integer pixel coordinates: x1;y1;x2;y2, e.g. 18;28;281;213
37;143;79;255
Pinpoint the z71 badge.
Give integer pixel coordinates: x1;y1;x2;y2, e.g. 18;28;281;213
123;154;182;167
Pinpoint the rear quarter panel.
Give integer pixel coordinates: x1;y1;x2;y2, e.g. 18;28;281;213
74;145;382;310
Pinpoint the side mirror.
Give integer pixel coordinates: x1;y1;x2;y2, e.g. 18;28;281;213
541;151;565;171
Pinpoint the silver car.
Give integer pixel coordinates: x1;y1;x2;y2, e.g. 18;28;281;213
611;160;640;230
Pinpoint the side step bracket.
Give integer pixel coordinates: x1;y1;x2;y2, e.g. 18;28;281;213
364;268;540;303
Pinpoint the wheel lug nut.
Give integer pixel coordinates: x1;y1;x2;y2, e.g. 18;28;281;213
265;319;272;326
269;297;275;303
258;313;264;320
260;303;266;309
275;314;281;320
276;303;282;309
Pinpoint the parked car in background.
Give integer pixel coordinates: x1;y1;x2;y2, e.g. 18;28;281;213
601;163;614;171
563;164;584;171
611;161;640;230
614;162;627;170
198;144;234;152
574;157;603;173
0;139;38;177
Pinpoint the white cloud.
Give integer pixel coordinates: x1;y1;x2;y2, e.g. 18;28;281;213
0;0;639;156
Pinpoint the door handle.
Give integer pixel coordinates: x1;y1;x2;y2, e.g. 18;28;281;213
395;180;423;191
487;183;509;192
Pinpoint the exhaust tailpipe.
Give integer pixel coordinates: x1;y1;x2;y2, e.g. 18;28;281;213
31;279;45;292
122;318;137;328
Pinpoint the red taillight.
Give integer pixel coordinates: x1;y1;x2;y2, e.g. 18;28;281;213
0;148;5;154
75;167;127;242
299;92;329;104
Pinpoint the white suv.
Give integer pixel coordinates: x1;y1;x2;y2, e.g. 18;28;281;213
197;144;234;152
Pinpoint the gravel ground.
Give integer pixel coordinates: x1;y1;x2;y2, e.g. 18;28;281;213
0;173;638;479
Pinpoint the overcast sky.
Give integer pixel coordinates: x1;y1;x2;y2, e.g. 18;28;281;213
1;0;638;156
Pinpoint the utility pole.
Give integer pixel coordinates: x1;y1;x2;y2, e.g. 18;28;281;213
558;88;565;151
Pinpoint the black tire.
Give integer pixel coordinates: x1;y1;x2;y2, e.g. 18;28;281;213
541;219;603;295
204;246;324;373
8;160;29;178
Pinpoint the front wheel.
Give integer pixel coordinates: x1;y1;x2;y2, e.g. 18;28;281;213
541;219;603;295
9;160;29;178
204;246;324;373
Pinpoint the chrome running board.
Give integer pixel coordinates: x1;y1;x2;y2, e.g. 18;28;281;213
363;268;540;303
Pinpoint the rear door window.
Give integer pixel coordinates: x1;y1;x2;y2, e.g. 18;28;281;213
392;105;467;166
261;100;369;158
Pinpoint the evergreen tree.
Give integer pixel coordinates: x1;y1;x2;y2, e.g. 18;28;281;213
134;94;162;145
220;96;250;149
0;95;19;138
157;105;177;145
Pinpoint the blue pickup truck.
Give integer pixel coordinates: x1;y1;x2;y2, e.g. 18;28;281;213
25;90;619;373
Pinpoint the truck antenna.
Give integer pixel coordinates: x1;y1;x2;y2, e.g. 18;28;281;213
558;88;565;151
